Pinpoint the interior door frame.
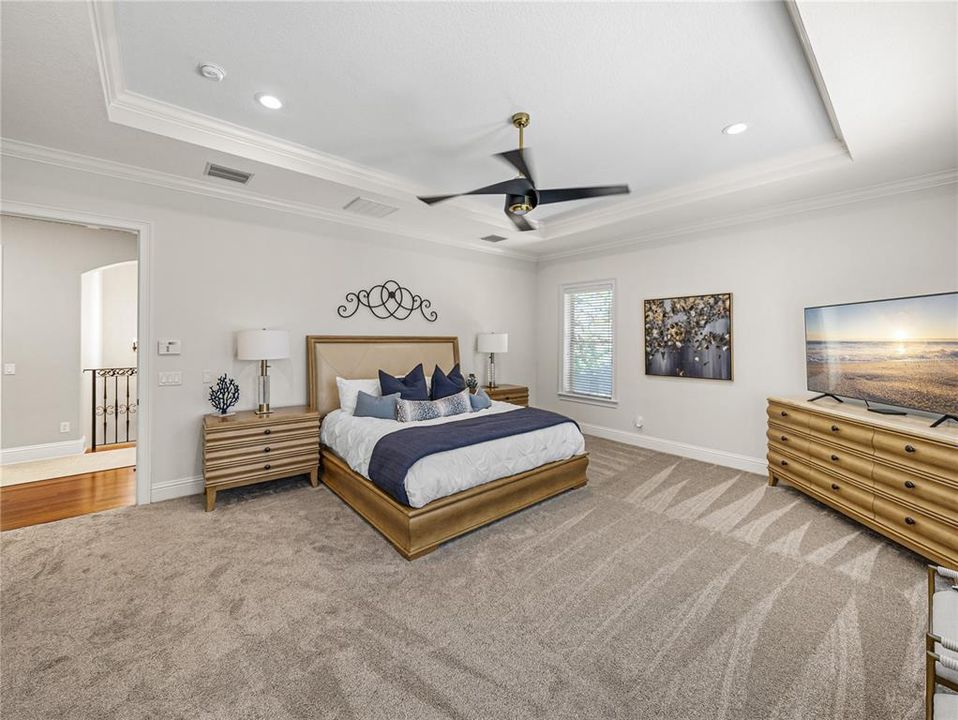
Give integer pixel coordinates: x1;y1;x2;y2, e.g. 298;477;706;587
0;201;153;505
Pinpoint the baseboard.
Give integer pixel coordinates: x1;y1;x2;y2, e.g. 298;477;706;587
579;423;767;475
0;437;87;465
151;475;203;502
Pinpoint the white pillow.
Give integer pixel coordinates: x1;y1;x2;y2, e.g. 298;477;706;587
336;377;381;415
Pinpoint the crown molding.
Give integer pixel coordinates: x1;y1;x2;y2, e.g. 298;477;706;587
537;139;851;239
87;1;516;236
537;168;958;263
0;138;537;262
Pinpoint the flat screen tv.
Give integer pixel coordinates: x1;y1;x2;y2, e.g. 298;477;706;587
804;292;958;420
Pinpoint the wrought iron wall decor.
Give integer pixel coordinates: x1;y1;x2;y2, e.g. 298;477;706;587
337;280;438;322
84;367;138;452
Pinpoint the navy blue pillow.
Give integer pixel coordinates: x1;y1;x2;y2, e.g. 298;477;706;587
430;363;466;400
379;363;428;401
354;391;400;419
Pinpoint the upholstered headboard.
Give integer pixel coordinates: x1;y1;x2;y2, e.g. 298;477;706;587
306;335;460;416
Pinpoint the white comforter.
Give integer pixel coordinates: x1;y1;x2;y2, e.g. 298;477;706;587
321;401;585;508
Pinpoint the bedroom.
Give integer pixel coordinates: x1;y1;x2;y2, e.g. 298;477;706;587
1;1;956;719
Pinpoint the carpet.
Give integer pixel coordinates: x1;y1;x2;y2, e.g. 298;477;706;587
0;446;136;486
0;436;927;719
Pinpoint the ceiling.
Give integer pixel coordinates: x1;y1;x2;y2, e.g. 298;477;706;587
1;1;955;259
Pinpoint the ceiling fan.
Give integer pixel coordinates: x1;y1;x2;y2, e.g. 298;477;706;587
417;112;631;232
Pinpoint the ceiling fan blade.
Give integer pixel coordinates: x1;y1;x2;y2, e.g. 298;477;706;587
417;178;530;205
495;149;535;186
506;212;535;232
537;185;630;205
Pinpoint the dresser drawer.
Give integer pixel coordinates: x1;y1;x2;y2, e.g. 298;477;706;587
873;495;958;555
873;463;958;521
205;417;319;446
873;430;958;484
769;448;873;518
806;442;874;485
767;424;809;456
767;402;812;432
204;452;320;484
205;435;318;467
807;414;874;452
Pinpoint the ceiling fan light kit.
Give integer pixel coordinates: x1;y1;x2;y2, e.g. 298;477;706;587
417;111;630;232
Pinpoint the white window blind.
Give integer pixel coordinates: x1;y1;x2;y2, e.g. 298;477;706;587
560;281;615;400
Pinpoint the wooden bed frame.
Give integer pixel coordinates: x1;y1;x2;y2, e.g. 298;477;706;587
306;335;589;559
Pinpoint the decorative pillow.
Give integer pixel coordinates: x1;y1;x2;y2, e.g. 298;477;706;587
354;391;400;420
336;377;381;415
430;363;466;400
469;386;493;412
397;389;471;423
379;364;428;401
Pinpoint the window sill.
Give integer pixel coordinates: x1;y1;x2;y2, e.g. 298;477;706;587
557;393;618;408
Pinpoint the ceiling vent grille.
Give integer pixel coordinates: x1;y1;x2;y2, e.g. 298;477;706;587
204;163;253;184
480;234;507;243
343;197;398;218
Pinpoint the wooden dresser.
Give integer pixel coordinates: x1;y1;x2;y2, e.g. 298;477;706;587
767;396;958;567
484;384;529;406
202;406;320;511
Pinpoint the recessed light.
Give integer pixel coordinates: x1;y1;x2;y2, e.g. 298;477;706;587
256;93;283;110
723;122;749;135
198;63;226;82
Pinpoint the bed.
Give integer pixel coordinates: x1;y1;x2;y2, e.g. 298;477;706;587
307;335;589;559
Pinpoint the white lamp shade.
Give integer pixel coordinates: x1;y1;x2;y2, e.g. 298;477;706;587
477;332;508;354
236;329;290;360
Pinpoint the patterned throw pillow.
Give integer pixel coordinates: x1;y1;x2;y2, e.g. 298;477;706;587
397;388;471;423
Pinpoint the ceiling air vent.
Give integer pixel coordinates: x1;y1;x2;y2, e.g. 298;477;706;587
481;234;507;243
204;163;253;184
343;197;398;218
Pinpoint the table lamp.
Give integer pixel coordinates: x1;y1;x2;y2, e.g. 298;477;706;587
236;329;289;416
477;332;508;388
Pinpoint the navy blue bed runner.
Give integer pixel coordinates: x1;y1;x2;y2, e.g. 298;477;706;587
368;408;579;506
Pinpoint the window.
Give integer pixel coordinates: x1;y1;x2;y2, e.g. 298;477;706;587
559;280;615;402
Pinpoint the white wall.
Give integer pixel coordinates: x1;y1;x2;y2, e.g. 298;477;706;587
1;156;538;494
1;215;137;450
536;185;958;471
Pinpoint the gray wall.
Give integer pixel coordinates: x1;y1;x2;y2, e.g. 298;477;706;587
1;215;137;448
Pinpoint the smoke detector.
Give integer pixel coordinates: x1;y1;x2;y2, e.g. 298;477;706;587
199;63;226;82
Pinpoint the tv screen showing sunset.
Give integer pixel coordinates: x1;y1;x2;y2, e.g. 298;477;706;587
805;292;958;415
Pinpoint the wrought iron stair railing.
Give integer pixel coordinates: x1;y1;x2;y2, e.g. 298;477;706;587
83;367;137;452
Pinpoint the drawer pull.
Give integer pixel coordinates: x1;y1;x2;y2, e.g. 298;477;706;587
905;516;916;525
264;429;272;435
830;425;840;433
780;460;788;467
904;480;916;489
905;444;916;454
264;464;272;470
780;411;788;417
830;454;839;462
780;435;788;442
264;447;271;453
831;483;840;491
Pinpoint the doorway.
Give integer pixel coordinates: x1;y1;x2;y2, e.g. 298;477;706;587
0;210;150;529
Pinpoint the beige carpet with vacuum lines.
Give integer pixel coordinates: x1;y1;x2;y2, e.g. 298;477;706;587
1;436;928;719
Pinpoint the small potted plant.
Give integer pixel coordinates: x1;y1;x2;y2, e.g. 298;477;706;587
466;373;479;392
209;374;240;416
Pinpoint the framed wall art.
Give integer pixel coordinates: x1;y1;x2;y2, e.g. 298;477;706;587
644;293;732;380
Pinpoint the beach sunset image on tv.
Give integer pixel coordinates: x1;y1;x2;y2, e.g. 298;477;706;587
805;292;958;415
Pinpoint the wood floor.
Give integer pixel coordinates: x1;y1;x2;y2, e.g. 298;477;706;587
0;466;136;531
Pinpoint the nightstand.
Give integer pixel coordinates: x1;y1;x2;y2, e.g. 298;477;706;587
202;405;320;511
484;384;529;406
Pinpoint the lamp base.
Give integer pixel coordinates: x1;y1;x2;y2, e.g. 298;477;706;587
255;404;272;416
487;353;498;389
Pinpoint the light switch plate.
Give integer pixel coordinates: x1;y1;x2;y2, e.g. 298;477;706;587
157;339;181;355
158;371;183;386
202;370;214;384
3;363;15;375
60;421;71;433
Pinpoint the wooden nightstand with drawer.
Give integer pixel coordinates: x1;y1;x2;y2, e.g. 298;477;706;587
202;406;320;511
484;384;529;406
